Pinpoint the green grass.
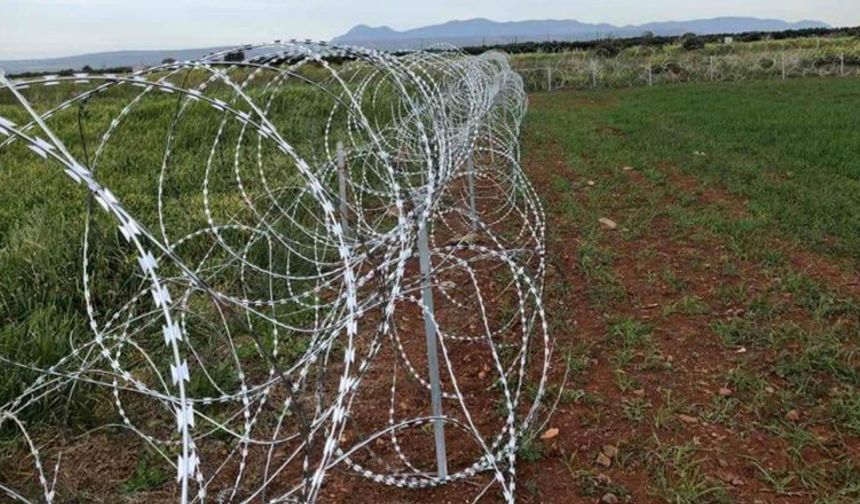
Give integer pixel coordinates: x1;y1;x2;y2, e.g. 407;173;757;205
527;78;860;262
524;76;860;501
120;448;169;494
649;441;733;504
0;77;350;441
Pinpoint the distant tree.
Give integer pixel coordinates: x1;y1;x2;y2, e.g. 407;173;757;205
738;32;764;43
224;50;245;63
82;65;94;73
595;42;622;58
638;31;657;48
161;57;177;65
681;34;705;51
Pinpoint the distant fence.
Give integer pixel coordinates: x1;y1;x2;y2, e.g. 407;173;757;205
515;48;860;91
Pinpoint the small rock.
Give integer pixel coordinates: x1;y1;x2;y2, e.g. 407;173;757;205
718;387;733;397
718;458;729;468
596;452;612;468
587;180;596;187
622;166;634;172
596;473;613;485
718;472;744;487
678;414;699;424
786;410;801;422
633;388;646;397
601;493;619;504
541;428;559;440
765;386;776;394
598;217;618;230
602;445;619;459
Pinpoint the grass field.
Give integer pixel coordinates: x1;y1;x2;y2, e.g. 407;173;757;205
1;73;859;502
535;78;860;260
0;79;344;429
516;77;860;502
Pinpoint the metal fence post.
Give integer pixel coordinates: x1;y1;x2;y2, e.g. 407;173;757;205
466;157;478;231
414;191;448;478
840;52;845;77
546;67;552;92
336;141;351;237
647;60;653;87
709;56;715;81
591;60;598;88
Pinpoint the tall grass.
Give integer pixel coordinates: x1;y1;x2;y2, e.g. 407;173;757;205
0;76;357;427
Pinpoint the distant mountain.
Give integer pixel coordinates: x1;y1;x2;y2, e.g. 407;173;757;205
333;17;831;50
0;47;232;75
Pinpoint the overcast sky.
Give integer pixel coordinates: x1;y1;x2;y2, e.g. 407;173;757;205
1;0;857;60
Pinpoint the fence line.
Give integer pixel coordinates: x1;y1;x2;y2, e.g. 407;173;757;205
516;49;860;91
0;43;549;503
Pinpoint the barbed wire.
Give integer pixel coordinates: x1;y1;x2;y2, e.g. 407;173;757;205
0;41;549;503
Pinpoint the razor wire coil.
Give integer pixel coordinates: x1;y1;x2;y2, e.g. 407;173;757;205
0;41;549;503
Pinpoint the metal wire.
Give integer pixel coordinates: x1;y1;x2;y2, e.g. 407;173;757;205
0;41;549;503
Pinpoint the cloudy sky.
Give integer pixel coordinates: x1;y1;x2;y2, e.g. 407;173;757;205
1;0;857;60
